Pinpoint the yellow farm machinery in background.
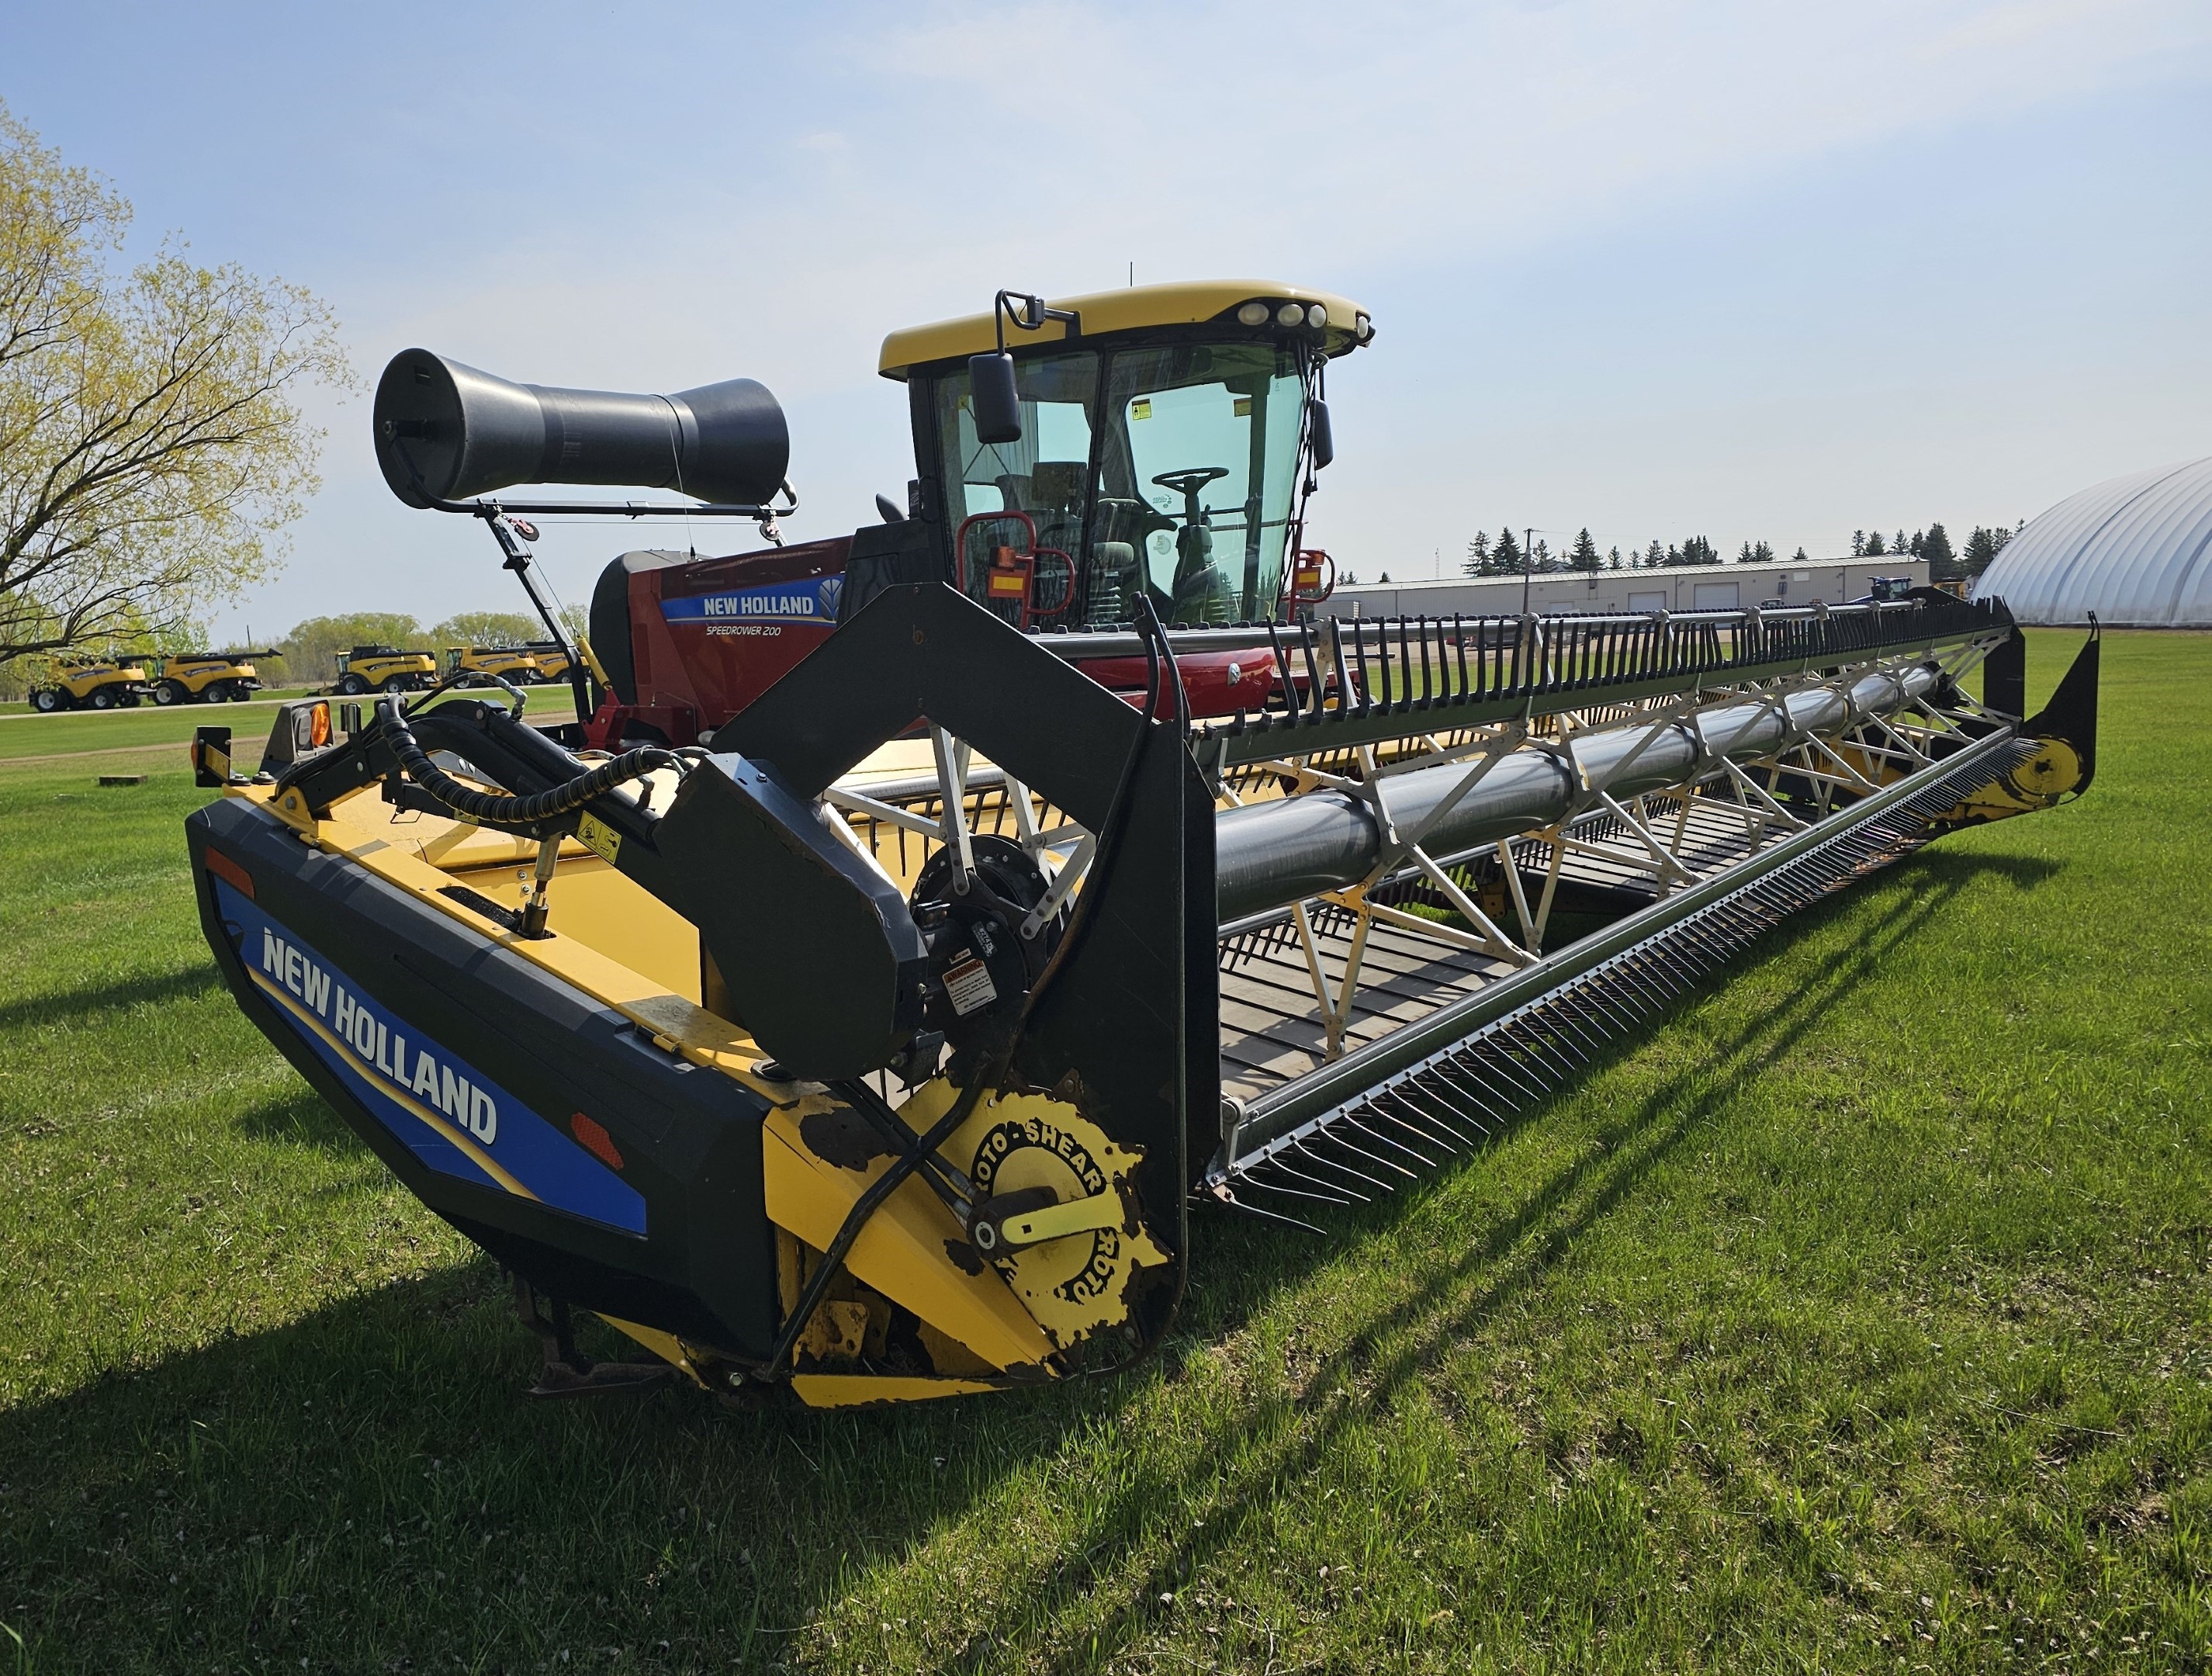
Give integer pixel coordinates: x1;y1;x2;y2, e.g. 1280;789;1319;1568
29;653;153;711
333;646;438;694
185;280;2097;1410
150;651;272;705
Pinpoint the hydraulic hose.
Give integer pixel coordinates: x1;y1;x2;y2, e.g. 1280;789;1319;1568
376;695;682;828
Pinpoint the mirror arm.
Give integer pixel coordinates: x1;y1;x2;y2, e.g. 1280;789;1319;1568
993;289;1082;348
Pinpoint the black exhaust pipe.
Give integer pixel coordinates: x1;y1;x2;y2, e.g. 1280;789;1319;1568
372;349;789;509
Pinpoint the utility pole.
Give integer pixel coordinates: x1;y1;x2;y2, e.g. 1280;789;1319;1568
1520;525;1535;616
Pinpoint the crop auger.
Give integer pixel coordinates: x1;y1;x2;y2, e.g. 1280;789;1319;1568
185;281;2098;1408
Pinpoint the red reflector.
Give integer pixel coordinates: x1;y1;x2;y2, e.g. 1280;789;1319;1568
203;847;254;899
570;1113;624;1170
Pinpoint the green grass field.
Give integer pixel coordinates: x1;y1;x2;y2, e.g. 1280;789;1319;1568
2;631;2207;1674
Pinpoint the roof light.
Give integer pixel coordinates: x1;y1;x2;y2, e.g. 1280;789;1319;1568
1306;303;1328;329
1355;313;1373;341
1276;302;1305;327
1237;300;1271;327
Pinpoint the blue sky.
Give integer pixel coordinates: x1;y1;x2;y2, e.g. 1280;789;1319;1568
9;0;2210;635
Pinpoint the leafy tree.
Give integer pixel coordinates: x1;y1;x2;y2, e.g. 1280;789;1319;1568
1568;528;1601;573
431;610;542;647
0;103;350;670
1489;526;1524;575
1463;530;1490;577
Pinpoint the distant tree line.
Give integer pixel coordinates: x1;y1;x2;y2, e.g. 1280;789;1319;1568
1462;519;2023;583
1465;528;1802;578
1851;522;2020;583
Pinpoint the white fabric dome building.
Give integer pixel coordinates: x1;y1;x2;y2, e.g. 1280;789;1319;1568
1971;455;2212;625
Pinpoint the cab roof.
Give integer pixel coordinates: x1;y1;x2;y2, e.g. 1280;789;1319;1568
878;279;1373;379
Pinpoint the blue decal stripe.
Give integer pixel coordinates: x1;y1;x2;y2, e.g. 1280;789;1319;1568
214;878;649;1236
250;967;539;1202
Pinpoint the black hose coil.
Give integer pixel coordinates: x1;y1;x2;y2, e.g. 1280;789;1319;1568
376;696;682;827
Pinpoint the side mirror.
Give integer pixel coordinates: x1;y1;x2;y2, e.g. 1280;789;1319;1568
968;351;1023;445
1307;399;1334;470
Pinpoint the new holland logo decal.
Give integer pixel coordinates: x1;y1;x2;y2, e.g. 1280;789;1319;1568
210;880;646;1235
660;576;841;625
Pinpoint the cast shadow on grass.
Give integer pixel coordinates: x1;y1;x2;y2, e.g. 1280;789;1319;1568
0;964;219;1033
955;867;1974;1671
230;1086;372;1155
0;862;1975;1669
1910;847;2062;892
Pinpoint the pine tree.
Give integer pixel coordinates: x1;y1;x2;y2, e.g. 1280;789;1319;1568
1532;537;1554;572
1676;535;1716;566
1569;528;1601;573
1490;527;1524;576
1753;539;1774;563
1644;540;1663;569
1921;522;1955;580
1864;531;1886;556
1961;525;2009;577
1738;541;1755;563
1792;546;1809;563
1464;531;1490;577
1851;531;1866;556
1893;531;1908;558
1607;545;1623;570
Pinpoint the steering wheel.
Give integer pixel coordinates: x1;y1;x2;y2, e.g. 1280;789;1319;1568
1151;466;1230;525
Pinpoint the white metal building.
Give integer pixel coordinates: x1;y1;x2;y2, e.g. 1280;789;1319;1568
1971;456;2212;626
1324;555;1928;621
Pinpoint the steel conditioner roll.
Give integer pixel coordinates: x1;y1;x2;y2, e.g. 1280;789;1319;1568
1212;663;1942;922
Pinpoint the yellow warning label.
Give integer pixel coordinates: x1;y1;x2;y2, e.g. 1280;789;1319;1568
1130;399;1152;421
577;812;622;863
1233;396;1251;417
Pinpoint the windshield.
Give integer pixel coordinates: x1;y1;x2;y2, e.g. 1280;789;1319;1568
931;338;1312;628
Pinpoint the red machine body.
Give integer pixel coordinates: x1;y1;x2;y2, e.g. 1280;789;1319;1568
584;535;1277;749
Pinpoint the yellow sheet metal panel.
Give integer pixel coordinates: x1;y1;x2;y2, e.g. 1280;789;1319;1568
788;1373;1002;1408
759;1105;1056;1373
878;279;1371;377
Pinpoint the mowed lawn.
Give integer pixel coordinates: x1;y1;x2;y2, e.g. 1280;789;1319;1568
1;630;2206;1674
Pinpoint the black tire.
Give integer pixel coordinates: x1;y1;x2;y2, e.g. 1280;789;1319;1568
336;673;366;695
379;676;410;694
32;688;63;712
122;694;142;708
90;687;116;709
154;680;185;706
